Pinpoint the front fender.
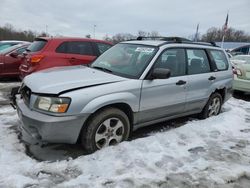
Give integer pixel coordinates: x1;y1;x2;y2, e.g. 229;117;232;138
80;92;139;114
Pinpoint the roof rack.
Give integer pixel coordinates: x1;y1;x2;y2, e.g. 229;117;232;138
136;36;191;43
194;41;218;47
136;36;219;47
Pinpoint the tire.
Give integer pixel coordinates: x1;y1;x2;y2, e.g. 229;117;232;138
199;93;222;119
81;107;130;153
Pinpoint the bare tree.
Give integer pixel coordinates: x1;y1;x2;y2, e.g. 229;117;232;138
111;33;135;44
103;34;112;42
137;30;160;37
201;27;250;42
0;23;51;41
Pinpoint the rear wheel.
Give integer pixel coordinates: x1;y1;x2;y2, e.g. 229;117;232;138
199;93;222;119
81;108;130;153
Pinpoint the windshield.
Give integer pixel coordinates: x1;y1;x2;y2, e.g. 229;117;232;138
91;43;158;78
231;55;250;64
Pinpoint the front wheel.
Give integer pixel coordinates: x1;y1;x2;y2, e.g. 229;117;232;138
199;93;222;119
81;108;130;153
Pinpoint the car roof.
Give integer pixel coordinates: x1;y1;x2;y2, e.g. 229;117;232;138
122;40;166;46
35;37;113;44
232;55;250;58
0;40;29;43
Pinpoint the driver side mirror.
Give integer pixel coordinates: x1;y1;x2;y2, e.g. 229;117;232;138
9;52;19;58
150;68;171;79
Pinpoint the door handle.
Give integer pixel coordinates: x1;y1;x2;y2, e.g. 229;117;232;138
208;76;216;81
69;57;76;62
176;80;187;85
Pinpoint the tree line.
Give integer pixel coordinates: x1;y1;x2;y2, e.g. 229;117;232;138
201;27;250;42
1;23;249;43
0;24;48;42
105;28;250;43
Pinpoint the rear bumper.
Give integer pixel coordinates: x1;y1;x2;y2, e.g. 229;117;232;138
233;76;250;92
16;97;90;144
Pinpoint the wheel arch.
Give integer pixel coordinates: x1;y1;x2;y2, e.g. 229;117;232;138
77;102;134;143
213;87;226;103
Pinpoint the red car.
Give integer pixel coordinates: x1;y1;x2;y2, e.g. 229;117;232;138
19;37;112;79
0;43;30;79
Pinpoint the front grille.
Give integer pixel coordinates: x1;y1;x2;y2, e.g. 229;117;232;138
20;85;31;105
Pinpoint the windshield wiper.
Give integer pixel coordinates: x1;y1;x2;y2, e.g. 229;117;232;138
92;66;113;73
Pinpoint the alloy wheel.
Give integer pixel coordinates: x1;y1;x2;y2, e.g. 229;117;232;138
95;118;125;149
208;97;221;117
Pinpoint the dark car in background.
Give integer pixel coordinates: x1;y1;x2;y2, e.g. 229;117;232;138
0;40;29;52
0;43;30;79
19;37;113;79
230;44;250;56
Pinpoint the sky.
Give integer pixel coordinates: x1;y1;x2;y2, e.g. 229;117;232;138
0;0;249;39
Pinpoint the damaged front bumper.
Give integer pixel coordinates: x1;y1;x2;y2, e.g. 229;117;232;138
16;96;90;145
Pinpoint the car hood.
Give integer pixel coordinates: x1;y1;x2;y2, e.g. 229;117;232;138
24;66;128;94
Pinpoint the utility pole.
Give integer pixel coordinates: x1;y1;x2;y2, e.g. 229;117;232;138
93;25;96;39
45;25;48;36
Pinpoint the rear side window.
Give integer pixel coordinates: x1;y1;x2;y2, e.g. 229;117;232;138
27;40;47;52
210;50;229;71
187;49;211;75
96;43;112;54
56;41;94;56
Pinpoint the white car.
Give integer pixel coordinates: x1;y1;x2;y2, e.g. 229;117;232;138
0;40;29;52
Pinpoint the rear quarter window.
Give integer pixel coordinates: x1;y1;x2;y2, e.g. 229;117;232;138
210;50;229;71
27;40;47;52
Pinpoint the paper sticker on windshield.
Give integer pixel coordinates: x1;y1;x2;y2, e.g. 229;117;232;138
135;47;154;53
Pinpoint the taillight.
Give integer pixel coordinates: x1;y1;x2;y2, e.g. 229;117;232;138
30;55;44;64
233;68;242;76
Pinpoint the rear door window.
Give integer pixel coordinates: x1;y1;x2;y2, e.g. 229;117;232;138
187;49;211;74
56;41;94;56
209;50;229;71
27;40;47;52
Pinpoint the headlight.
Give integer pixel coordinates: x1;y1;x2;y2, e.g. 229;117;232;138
34;96;71;113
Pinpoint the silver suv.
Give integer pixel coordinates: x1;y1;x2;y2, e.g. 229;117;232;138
16;37;233;153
